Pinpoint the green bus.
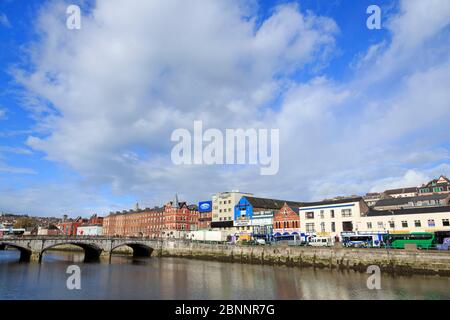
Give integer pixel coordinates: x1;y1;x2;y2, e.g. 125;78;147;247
383;232;435;249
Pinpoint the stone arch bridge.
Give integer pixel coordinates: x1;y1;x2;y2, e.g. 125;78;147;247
0;237;165;262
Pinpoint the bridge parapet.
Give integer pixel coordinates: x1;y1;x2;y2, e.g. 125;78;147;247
0;237;165;262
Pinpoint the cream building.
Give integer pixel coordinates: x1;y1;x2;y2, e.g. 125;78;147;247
357;206;450;234
299;197;450;238
211;191;252;232
299;197;370;238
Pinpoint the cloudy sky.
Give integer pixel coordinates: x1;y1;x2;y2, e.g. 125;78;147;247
0;0;450;217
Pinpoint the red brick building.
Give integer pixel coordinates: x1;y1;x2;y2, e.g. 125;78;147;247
88;214;104;225
198;211;212;230
57;214;104;236
103;206;164;238
273;203;301;239
162;194;198;233
102;195;199;238
58;217;88;236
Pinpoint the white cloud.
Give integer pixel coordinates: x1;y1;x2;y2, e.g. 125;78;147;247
8;0;450;214
369;170;429;192
15;1;337;192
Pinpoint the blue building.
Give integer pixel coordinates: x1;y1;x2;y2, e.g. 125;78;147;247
234;196;303;241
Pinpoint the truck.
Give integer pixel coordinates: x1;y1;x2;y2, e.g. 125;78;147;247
188;230;229;242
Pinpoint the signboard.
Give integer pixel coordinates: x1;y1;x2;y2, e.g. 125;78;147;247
198;201;212;213
251;217;273;226
234;219;251;227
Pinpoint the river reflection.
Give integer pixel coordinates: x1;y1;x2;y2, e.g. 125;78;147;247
0;250;449;300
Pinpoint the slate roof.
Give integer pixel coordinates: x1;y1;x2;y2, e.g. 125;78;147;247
243;196;304;210
367;206;450;217
374;194;449;207
384;187;418;195
299;197;364;208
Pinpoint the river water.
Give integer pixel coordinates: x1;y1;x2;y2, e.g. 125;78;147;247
0;250;449;300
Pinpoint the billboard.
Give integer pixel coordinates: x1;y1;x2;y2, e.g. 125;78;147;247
198;201;212;213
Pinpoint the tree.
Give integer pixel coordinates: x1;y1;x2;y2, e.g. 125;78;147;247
14;217;38;229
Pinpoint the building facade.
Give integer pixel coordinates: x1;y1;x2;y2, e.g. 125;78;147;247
210;191;252;232
418;175;450;195
234;196;302;241
103;206;164;237
299;197;370;239
383;187;418;198
57;217;88;236
358;206;450;234
76;225;103;236
162;195;198;233
363;192;383;207
273;203;301;240
198;201;213;230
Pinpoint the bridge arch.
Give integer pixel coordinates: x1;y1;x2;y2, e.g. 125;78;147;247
111;243;154;258
41;242;104;262
0;242;34;262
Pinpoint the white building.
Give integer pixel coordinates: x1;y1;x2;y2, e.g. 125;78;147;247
76;225;103;236
383;187;418;198
299;197;370;239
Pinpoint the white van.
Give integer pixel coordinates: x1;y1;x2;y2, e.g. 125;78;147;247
308;237;334;247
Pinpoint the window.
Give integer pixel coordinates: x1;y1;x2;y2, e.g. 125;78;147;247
342;221;353;232
377;222;383;229
330;210;335;218
414;220;421;227
305;223;315;233
320;222;325;232
320;210;325;219
367;222;372;229
443;219;450;227
389;221;395;228
428;219;435;227
341;209;352;217
331;222;335;232
401;221;408;228
306;212;314;219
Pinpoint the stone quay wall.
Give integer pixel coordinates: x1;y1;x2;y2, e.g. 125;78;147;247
156;241;450;276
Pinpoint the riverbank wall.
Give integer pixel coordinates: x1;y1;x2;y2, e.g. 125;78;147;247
156;242;450;276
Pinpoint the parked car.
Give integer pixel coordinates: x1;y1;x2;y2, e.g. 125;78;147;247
255;239;266;245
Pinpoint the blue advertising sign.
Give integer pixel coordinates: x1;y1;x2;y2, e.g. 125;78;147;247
198;201;212;212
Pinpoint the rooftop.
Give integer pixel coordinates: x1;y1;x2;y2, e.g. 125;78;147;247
299;197;364;208
384;187;418;195
243;196;304;210
374;194;449;207
367;206;450;217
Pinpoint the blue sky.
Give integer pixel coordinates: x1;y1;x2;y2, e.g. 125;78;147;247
1;0;450;217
